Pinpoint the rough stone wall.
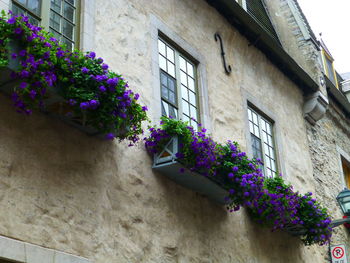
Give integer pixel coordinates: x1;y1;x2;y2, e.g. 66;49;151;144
0;0;329;262
306;100;350;249
264;0;326;94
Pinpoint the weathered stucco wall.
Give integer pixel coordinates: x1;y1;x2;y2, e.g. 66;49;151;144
306;100;350;250
0;0;329;262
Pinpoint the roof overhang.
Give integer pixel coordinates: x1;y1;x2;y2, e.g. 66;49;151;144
206;0;319;94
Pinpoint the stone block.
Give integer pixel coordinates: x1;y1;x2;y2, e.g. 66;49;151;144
25;243;55;263
0;236;25;262
54;251;90;263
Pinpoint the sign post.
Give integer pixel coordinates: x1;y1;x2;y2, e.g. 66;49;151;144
331;245;348;263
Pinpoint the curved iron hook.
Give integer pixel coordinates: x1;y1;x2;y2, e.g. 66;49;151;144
214;32;232;75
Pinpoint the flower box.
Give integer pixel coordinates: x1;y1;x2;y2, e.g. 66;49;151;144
284;223;307;236
0;41;22;95
152;135;229;205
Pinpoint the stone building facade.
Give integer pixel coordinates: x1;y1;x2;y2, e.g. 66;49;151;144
0;0;348;262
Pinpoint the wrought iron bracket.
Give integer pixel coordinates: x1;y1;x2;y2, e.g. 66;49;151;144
214;33;232;75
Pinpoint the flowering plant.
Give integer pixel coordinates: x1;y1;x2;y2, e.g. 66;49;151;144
145;117;332;246
248;175;332;246
145;117;264;210
0;11;148;142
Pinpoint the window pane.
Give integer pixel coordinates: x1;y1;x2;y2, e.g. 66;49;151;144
249;122;254;134
50;11;61;31
189;91;196;105
182;100;189;115
166;46;174;63
248;109;252;121
62;20;74;39
180;71;187;86
190;105;197;119
188;77;195;91
161;86;168;100
159;56;167;71
181;85;188;101
51;0;62;13
180;56;187;71
63;2;75;22
62;37;73;50
160;72;167;86
169;91;176;104
167;62;175;77
28;0;41;14
158;40;166;56
168;78;175;91
187;62;194;77
66;0;75;5
252;112;258;125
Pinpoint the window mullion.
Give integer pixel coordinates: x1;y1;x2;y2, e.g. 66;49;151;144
257;115;268;176
41;0;50;30
174;50;183;120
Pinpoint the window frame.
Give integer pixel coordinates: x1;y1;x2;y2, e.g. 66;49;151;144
150;15;211;132
11;0;80;49
247;104;278;177
322;49;338;89
158;35;200;129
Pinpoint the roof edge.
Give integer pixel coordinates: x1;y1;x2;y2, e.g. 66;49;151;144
206;0;319;94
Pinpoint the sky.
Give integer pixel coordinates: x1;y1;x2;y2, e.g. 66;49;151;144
297;0;350;74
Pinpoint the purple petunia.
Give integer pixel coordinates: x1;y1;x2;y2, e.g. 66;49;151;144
81;67;89;74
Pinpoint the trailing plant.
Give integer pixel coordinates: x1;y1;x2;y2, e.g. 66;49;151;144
0;11;148;142
248;175;332;246
145;116;264;211
145;117;332;246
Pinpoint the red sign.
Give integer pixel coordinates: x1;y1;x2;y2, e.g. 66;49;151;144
332;246;345;259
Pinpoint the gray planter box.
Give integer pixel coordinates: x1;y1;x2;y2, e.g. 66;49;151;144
153;136;229;205
284;223;307;236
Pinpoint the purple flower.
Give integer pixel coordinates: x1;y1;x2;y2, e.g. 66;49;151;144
19;82;27;89
142;106;148;111
14;27;22;34
7;17;16;24
56;50;64;58
20;70;30;78
102;63;109;70
19;50;26;57
68;99;76;106
99;85;106;92
232;166;239;172
107;77;118;87
28;90;36;100
11;53;17;59
105;133;115;140
80;102;89;109
81;67;89;74
134;93;140;100
228;173;234;178
88;52;96;59
88;99;100;109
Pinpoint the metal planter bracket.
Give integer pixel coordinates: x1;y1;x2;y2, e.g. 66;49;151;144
153;136;229;205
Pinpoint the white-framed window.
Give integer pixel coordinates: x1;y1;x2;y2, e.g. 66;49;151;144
11;0;80;50
158;37;199;130
248;106;277;177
